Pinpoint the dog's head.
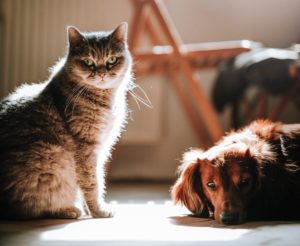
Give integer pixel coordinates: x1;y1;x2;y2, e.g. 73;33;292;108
171;148;260;225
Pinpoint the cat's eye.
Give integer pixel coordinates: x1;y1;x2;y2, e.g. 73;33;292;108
207;181;217;191
107;56;118;65
83;59;95;67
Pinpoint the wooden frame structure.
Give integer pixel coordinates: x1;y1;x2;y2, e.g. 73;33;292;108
129;0;261;145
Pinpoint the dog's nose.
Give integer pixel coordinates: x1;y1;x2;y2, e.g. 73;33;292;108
220;211;240;225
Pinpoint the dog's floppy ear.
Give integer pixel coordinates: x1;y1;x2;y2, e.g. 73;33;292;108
171;149;206;214
245;148;262;191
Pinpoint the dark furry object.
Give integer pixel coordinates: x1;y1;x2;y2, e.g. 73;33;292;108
212;48;299;112
171;120;300;225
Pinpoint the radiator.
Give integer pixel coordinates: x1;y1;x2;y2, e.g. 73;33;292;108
0;0;131;98
0;0;162;145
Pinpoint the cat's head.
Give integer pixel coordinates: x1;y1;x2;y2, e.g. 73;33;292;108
65;23;132;89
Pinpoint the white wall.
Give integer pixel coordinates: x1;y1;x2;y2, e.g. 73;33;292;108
1;0;300;181
166;0;300;47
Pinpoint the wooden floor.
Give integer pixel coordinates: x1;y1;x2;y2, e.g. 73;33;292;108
0;182;300;246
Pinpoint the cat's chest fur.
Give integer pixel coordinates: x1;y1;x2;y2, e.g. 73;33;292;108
62;85;127;158
94;91;127;147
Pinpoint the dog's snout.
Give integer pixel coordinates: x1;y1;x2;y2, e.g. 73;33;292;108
220;211;240;225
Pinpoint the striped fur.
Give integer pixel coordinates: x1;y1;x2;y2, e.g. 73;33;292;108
0;23;133;219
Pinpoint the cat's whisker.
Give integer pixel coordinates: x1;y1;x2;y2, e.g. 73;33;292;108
129;91;142;111
128;83;153;110
64;86;80;112
70;85;88;117
64;85;85;114
129;91;152;110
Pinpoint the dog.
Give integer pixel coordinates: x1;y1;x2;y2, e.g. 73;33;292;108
171;120;300;225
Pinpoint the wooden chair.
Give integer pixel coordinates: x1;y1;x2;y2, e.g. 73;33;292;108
129;0;261;146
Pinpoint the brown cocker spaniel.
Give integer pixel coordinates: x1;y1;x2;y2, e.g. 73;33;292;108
172;120;300;224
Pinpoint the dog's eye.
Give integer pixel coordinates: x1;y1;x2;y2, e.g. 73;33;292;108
239;178;251;189
207;181;216;190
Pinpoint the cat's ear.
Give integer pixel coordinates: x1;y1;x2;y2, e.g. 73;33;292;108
67;26;86;47
111;22;128;43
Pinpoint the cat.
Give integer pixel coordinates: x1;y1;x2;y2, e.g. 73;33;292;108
0;22;133;219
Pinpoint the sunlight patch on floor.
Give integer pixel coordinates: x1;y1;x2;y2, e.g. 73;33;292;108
40;201;250;242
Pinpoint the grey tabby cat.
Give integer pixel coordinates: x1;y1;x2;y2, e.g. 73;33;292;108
0;22;133;219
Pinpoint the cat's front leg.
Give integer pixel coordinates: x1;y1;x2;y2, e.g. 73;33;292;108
76;154;113;218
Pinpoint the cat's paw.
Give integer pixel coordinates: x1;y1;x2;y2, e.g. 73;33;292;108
47;207;82;219
90;207;115;218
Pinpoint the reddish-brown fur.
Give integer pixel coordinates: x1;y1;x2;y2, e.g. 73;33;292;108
172;120;300;224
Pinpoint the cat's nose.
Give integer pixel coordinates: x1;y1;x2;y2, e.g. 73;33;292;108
99;73;106;81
